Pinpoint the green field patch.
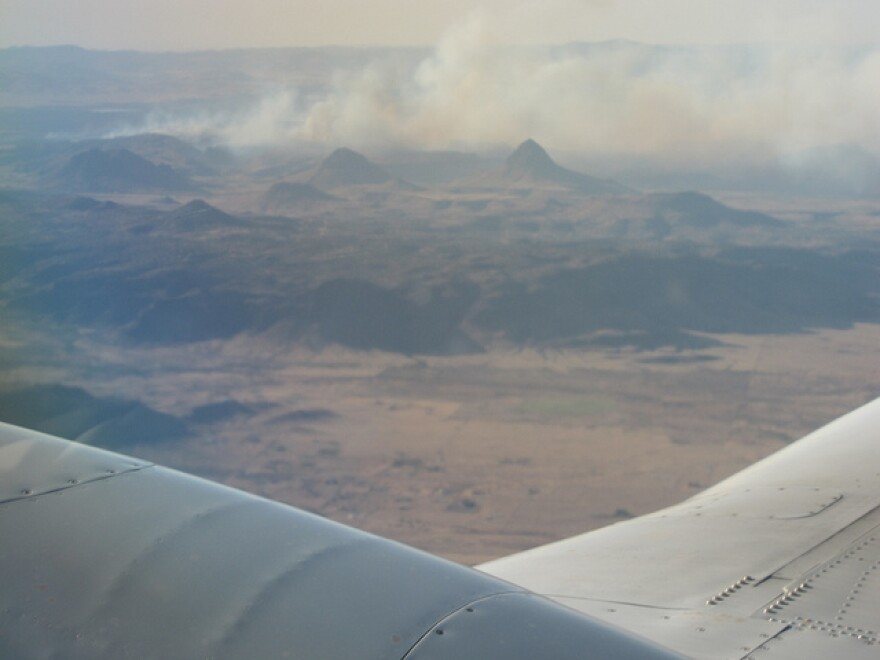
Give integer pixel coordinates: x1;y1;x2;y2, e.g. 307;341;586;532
520;396;616;419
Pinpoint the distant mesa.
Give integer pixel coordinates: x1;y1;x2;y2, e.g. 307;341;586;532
187;400;271;424
262;181;337;211
125;284;253;344
469;139;628;194
66;196;102;211
640;354;721;365
65;196;120;212
305;148;415;191
269;408;338;424
97;133;226;177
475;249;879;348
160;199;244;232
649;191;784;228
58;147;197;193
302;278;483;356
0;384;187;449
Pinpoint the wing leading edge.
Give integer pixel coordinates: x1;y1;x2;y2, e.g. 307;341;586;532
0;422;677;659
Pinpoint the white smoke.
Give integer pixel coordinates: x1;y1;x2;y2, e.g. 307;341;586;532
297;15;880;166
104;91;303;148
103;9;880;173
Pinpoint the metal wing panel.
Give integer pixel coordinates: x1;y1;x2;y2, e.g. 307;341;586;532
402;593;681;660
477;485;877;609
479;396;880;658
0;422;150;504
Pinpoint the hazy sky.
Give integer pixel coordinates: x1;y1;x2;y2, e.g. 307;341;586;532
1;0;878;51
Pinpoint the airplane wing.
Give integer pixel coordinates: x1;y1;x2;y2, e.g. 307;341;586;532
2;397;879;658
0;421;677;659
480;395;880;658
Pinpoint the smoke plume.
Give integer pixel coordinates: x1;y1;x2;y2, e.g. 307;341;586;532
298;13;880;166
105;8;880;184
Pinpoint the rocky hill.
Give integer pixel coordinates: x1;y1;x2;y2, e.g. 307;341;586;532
649;192;784;229
307;148;395;189
467;139;628;194
0;384;187;448
159;199;245;232
58;147;197;193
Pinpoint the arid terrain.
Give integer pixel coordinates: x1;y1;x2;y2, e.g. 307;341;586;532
73;328;880;565
2;45;880;565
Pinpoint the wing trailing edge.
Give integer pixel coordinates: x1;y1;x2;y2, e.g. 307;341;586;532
480;396;880;658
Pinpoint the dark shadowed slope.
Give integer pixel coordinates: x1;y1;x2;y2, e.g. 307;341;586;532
476;250;880;348
0;384;187;448
93;133;227;176
649;191;784;228
301;278;484;356
57;148;197;193
262;181;337;211
158;199;246;232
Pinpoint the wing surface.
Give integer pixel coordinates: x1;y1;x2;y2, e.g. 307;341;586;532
480;396;880;659
0;422;677;659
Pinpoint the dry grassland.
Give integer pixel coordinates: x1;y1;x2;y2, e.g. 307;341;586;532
118;324;880;565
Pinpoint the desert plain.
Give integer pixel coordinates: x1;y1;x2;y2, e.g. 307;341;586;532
2;45;879;565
